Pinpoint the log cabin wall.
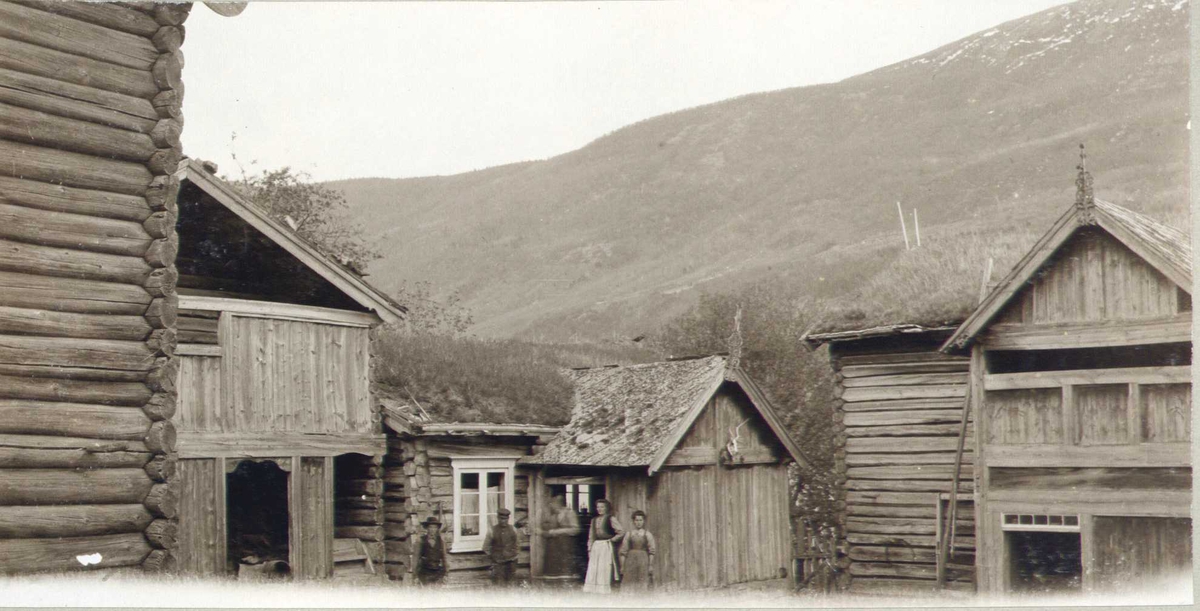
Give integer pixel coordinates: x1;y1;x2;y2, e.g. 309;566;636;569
970;228;1193;594
0;1;189;575
826;333;975;592
382;435;535;586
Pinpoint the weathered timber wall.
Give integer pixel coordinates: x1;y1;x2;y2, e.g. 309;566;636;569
995;229;1185;325
173;319;372;435
830;343;975;592
604;386;793;590
0;0;189;575
381;436;534;584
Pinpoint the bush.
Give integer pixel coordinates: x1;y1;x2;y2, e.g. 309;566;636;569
373;330;579;426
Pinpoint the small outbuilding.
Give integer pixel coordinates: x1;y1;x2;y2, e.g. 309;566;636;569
521;355;808;590
802;324;975;592
941;169;1192;595
379;403;559;586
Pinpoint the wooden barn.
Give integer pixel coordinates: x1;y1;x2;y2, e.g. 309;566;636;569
801;324;976;592
169;160;404;580
521;355;807;590
940;170;1192;594
379;405;559;586
0;0;204;575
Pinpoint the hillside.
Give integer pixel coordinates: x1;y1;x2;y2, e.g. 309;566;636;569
335;0;1189;341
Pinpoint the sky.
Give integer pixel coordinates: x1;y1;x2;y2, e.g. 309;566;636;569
182;0;1071;182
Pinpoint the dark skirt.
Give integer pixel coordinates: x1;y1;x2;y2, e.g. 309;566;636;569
622;550;650;591
544;534;576;577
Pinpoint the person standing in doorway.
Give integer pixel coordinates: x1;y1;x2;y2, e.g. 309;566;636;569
582;498;624;593
483;507;520;585
413;517;448;585
541;495;580;579
618;510;657;592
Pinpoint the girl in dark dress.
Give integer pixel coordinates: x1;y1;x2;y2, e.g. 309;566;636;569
618;510;657;592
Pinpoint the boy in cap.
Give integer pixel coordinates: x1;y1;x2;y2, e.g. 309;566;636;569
482;507;520;585
412;516;448;585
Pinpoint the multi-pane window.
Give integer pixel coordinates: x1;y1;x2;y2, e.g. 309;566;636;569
450;458;516;552
564;483;592;514
1001;513;1080;532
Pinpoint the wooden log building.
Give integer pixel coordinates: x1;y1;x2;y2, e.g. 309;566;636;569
522;355;808;590
801;324;976;592
380;405;558;586
169;160;404;580
0;0;204;575
941;169;1192;595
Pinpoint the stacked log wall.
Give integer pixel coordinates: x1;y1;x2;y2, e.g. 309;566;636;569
831;346;975;592
381;436;533;584
0;0;188;575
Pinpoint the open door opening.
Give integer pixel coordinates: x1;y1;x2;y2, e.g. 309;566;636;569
542;482;606;583
227;460;291;578
1006;530;1082;593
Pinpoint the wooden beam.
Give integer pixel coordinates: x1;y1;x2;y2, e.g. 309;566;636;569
984;443;1191;467
841;397;967;413
0;2;158;70
0;446;149;469
663;446;717;467
844;410;966;427
841;385;966;403
981;317;1191;350
0;373;150;406
0;400;151;439
984;366;1190;390
0;68;157;135
845;423;969;438
0;533;151;574
0;504;152;538
176;344;221;357
846;437;961;453
176;432;386;459
0;468;152;505
0;270;151;316
0;36;157;99
838;361;969;379
846;452;974;467
842;372;966;388
0;237;152;286
0;102;156;162
0;305;150;341
9;1;161;37
0;433;147;452
0;335;155;371
985;489;1191;515
177;296;379;327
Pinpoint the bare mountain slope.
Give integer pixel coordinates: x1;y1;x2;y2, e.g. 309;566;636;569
335;0;1189;340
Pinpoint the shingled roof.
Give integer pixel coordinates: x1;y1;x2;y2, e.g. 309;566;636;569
524;355;807;474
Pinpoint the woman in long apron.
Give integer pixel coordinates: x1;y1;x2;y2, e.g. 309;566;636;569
540;495;581;579
582;499;624;593
618;510;657;592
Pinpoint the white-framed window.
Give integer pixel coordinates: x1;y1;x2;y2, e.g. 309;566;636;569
450;457;517;553
1001;513;1080;532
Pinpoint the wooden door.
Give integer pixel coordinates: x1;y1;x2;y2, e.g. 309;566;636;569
290;456;334;579
177;458;227;575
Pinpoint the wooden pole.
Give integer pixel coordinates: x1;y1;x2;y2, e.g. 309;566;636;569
937;381;974;588
913;209;921;247
896;202;910;251
978;258;994;304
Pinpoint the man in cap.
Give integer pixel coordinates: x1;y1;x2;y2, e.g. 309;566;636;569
412;516;448;585
482;507;520;585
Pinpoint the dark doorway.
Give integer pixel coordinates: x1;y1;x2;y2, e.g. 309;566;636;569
1006;531;1082;593
227;460;291;576
545;483;607;582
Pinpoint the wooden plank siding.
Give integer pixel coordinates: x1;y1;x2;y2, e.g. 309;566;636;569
174;316;373;436
831;346;975;590
176;458;225;575
995;229;1183;326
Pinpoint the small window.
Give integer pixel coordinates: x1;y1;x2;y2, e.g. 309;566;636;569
1001;513;1080;532
564;484;592;514
450;458;516;553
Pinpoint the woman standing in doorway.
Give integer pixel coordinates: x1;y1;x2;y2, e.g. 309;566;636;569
618;510;657;592
582;498;624;593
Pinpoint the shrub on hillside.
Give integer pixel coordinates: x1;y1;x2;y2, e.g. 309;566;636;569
373;330;576;426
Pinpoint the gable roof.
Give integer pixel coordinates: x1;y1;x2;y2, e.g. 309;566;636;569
522;355;808;474
176;159;405;324
941;197;1191;353
802;323;960;350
